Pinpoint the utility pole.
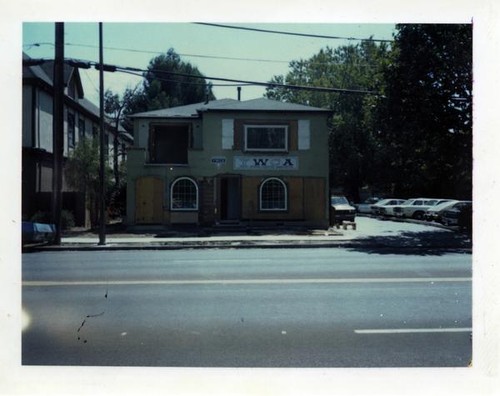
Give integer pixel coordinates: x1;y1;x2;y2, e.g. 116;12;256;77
51;22;64;245
98;22;106;245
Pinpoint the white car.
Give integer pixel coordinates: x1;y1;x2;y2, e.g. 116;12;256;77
355;197;383;214
330;196;356;224
425;200;472;223
393;198;452;220
371;199;407;216
424;200;459;222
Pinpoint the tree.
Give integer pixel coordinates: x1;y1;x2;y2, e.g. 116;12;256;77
265;41;390;201
373;24;472;199
124;48;215;118
104;87;138;188
65;138;113;228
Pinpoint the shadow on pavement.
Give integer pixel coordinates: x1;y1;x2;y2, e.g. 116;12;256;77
346;229;472;256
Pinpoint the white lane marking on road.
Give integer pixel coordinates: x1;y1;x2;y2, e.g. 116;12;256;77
22;277;472;287
354;328;472;334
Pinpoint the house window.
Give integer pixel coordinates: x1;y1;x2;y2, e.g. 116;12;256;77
67;113;75;148
244;125;288;152
78;118;85;141
260;177;287;211
171;177;198;211
149;124;190;164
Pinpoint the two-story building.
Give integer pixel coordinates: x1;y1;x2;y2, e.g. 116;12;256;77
126;98;331;229
22;53;132;227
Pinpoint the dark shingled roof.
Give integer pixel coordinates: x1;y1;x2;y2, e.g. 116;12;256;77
130;98;330;119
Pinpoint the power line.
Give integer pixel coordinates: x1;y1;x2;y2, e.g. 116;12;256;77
25;41;385;69
24;57;381;96
194;23;394;43
119;65;379;95
64;42;291;64
119;69;254;87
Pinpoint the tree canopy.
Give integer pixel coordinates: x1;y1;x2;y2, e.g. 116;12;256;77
123;48;215;119
373;24;472;199
266;40;390;200
266;24;472;201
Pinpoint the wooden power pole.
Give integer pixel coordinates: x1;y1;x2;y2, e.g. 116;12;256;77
98;22;106;245
51;22;64;245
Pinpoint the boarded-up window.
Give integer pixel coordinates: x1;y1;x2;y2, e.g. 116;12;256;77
222;119;234;149
298;120;310;150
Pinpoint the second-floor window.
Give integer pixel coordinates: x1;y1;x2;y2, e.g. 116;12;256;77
149;124;190;164
78;119;85;141
67;113;75;148
244;125;288;152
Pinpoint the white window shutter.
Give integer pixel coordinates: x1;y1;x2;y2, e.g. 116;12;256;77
222;119;234;149
298;120;310;150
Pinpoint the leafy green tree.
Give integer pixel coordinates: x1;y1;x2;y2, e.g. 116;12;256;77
266;41;390;201
104;87;138;187
124;48;215;118
373;24;472;198
65;138;113;227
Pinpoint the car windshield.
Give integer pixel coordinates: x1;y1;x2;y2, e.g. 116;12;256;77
375;199;391;206
431;200;458;211
331;196;348;205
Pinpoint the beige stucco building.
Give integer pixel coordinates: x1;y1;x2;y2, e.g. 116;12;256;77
126;98;331;229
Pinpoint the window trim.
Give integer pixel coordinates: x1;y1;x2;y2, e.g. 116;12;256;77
244;124;289;152
259;177;288;212
170;177;199;211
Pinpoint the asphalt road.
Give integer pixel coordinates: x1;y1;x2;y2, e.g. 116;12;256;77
22;248;472;367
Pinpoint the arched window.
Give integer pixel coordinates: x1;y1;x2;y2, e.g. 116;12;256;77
260;178;287;211
170;177;198;211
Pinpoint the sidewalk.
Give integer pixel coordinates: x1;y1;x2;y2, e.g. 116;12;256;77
23;217;472;252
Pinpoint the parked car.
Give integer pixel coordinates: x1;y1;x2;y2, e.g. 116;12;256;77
22;221;56;245
330;196;356;224
424;200;459;222
371;199;407;216
354;197;383;214
424;200;471;223
441;201;472;230
393;198;452;220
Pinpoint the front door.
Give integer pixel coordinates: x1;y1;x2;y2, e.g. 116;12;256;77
220;176;241;222
135;176;164;224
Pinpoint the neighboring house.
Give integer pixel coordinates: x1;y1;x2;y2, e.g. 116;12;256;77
22;53;131;227
126;98;331;228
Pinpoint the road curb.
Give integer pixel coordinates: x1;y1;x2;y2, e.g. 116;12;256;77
23;240;472;253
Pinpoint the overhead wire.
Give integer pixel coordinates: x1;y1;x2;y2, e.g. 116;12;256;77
194;23;394;43
24;22;390;96
23;57;380;95
117;64;379;95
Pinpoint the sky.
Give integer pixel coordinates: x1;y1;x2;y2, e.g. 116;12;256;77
22;22;396;106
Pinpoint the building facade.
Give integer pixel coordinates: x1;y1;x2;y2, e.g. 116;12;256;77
22;53;131;227
126;98;331;229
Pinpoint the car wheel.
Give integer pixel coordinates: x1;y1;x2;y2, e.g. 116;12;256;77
413;211;424;220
